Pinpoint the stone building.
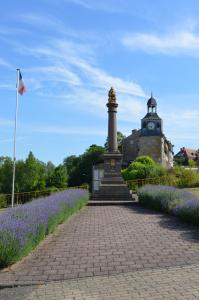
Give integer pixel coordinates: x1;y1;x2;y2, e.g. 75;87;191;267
174;147;199;165
122;95;174;168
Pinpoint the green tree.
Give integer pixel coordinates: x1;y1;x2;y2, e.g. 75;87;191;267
0;157;13;193
104;131;126;150
0;153;67;194
63;155;79;174
50;165;67;188
46;161;55;176
15;160;26;192
45;161;56;187
65;144;104;190
0;156;10;166
21;152;46;191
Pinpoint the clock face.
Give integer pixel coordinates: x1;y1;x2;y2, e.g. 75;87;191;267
147;122;155;130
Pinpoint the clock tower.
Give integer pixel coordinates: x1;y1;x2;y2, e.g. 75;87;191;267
122;94;173;168
138;94;168;165
141;94;163;136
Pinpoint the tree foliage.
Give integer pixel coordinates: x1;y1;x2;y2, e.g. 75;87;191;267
64;144;104;190
48;165;68;188
0;157;13;193
188;159;196;167
0;152;67;194
104;131;126;150
122;156;167;181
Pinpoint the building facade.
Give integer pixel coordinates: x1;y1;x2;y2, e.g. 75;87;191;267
174;147;199;165
122;95;174;168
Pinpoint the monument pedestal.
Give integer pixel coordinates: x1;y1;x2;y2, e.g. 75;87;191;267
92;152;132;202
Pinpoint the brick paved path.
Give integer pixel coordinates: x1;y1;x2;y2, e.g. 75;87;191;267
1;264;199;300
0;204;199;298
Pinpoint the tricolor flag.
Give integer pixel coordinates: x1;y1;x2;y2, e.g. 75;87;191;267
18;71;26;95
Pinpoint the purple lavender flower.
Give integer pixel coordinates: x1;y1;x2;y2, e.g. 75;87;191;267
0;189;88;267
138;185;198;211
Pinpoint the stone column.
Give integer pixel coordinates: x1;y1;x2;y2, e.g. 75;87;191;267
107;87;118;153
91;87;132;202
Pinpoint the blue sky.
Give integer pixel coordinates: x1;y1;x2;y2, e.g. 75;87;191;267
1;0;199;165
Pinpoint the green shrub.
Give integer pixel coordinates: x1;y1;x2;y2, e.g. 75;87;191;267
176;168;199;188
122;156;167;181
79;183;89;189
188;160;196;167
0;194;8;208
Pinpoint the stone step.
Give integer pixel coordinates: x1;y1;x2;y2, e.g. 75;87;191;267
88;200;135;205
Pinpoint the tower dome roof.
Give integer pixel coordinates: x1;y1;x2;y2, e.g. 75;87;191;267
147;94;157;107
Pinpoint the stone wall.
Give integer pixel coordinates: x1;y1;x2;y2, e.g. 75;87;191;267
122;130;140;166
138;136;162;164
162;140;173;168
122;132;173;169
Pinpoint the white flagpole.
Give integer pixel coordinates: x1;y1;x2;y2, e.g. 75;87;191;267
11;68;20;208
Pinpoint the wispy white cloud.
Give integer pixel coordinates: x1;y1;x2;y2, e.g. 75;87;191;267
0;57;12;69
167;111;199;124
32;125;106;136
26;66;81;86
0;27;30;37
37;87;145;123
0;137;25;143
121;22;199;56
4;11;146;99
0;83;14;90
159;108;199;152
119;96;145;122
21;40;145;97
17;13;60;27
2;12;146;131
64;0;127;13
70;58;145;96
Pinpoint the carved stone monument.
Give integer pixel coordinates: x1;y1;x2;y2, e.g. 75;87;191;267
92;87;132;202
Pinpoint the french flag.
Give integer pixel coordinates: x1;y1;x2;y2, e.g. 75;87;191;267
18;71;26;95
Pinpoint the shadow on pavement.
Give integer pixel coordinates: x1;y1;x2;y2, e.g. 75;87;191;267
125;202;199;243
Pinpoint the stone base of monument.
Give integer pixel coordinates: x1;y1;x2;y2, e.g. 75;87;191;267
91;187;133;203
91;176;133;203
91;152;133;204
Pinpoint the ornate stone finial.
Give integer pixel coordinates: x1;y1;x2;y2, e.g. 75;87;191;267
108;87;116;103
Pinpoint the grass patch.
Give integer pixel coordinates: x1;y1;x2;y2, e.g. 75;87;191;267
184;187;199;198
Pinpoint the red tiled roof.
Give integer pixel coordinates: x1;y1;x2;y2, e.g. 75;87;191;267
181;147;199;160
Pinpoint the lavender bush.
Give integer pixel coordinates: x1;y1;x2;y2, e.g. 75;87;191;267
173;199;199;225
138;185;199;225
138;185;192;211
0;189;89;267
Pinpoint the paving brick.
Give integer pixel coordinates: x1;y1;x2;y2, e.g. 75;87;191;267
2;265;199;299
0;204;199;298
